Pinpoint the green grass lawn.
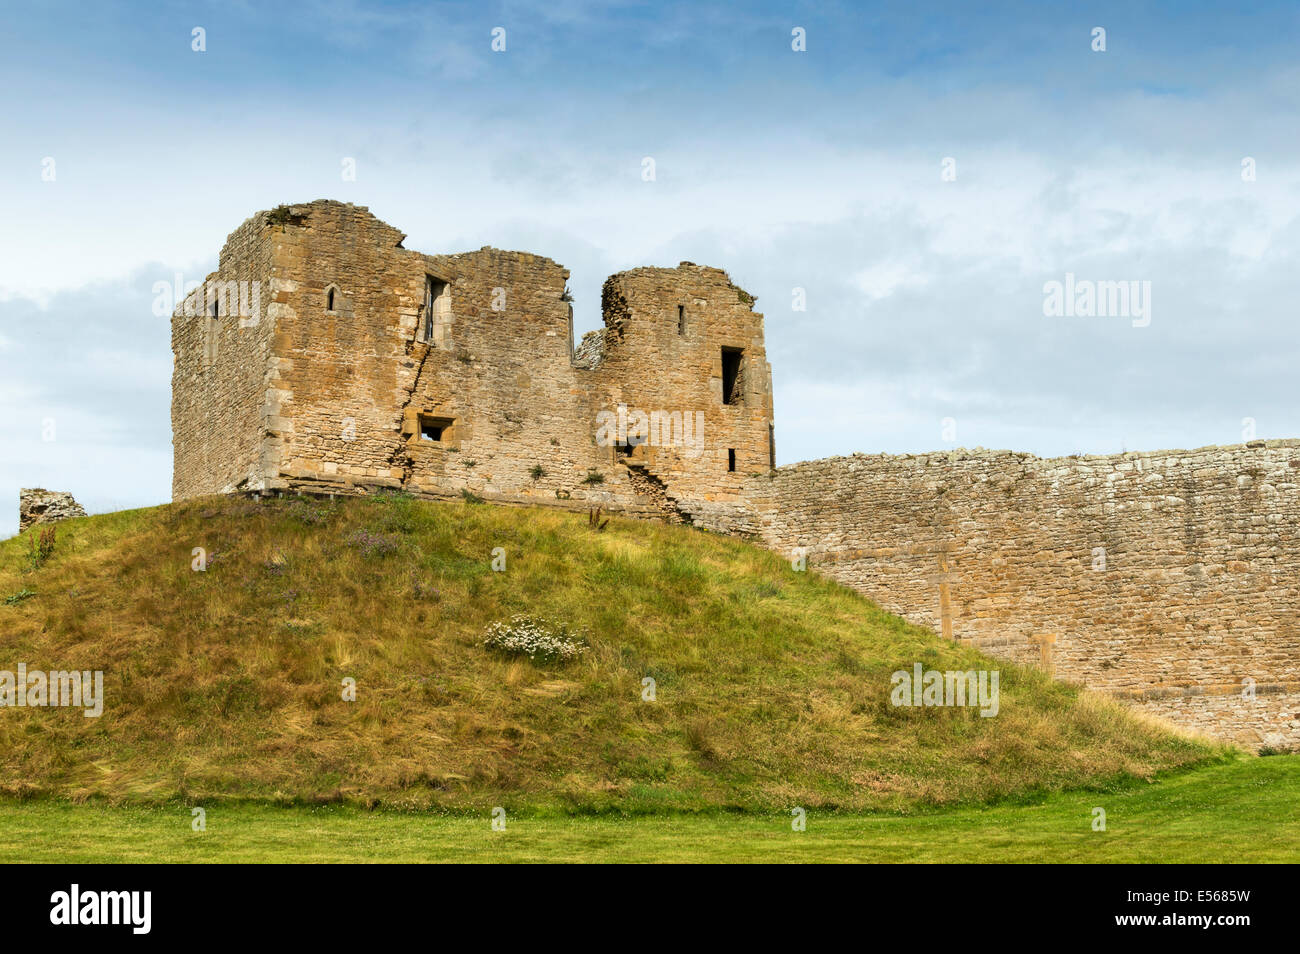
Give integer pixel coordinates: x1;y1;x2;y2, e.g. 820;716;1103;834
3;756;1295;863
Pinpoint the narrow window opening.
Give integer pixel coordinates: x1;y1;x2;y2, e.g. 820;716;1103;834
677;304;685;336
721;347;744;405
327;287;335;311
423;276;451;346
422;279;434;342
727;449;736;472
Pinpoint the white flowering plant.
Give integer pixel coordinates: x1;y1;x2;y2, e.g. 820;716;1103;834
482;615;589;664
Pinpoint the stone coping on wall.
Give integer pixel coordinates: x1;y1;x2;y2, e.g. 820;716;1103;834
1110;681;1300;701
772;438;1300;472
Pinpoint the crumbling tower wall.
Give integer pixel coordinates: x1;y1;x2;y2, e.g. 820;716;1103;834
584;265;773;531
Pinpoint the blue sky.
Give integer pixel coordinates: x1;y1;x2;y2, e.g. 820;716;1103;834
2;1;1299;535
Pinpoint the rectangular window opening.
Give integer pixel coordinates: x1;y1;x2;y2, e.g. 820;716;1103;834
418;415;454;442
728;448;736;472
677;304;686;336
721;347;744;405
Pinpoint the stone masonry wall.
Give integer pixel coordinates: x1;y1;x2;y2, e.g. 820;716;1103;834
170;212;278;499
746;441;1300;750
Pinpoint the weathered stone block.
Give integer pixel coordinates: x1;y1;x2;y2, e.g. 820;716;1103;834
19;489;87;532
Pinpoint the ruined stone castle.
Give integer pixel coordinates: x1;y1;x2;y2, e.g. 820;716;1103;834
173;200;1299;750
171;200;772;531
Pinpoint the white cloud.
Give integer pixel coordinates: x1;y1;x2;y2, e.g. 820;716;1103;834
853;261;931;302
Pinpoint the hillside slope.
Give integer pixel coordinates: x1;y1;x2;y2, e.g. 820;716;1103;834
0;494;1223;813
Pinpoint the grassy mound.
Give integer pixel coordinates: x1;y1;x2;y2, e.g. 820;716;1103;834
0;494;1224;813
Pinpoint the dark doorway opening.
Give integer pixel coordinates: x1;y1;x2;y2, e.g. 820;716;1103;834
721;347;744;405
